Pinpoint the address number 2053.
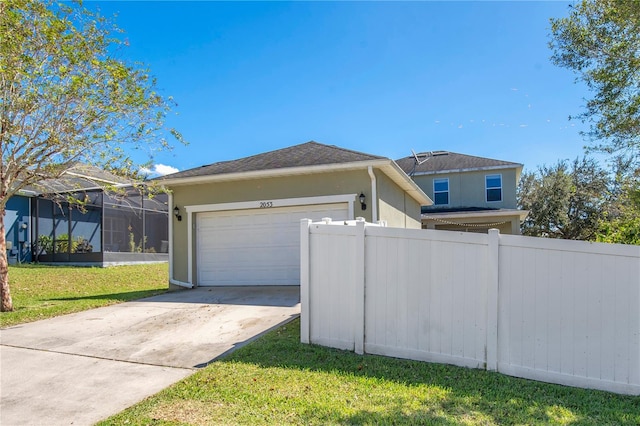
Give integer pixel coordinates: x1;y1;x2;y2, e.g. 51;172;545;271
259;201;273;208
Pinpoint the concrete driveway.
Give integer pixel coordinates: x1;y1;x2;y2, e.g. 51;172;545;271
0;286;300;425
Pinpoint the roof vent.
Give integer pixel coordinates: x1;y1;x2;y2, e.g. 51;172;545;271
432;151;449;156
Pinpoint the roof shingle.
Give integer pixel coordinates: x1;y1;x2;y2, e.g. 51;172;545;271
158;141;385;180
395;151;522;175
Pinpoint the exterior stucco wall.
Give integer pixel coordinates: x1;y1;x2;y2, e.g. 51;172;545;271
376;171;422;229
412;168;520;210
171;170;370;211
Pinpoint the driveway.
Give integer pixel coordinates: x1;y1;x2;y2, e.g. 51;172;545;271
0;286;300;425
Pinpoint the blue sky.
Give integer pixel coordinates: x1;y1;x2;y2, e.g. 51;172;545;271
89;1;593;176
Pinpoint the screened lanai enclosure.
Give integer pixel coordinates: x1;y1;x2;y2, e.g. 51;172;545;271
13;164;172;266
33;188;169;265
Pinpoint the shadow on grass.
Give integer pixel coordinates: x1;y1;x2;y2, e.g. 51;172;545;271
48;289;167;302
222;319;640;426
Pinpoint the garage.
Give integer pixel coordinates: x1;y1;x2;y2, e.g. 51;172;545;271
196;203;349;286
158;141;431;289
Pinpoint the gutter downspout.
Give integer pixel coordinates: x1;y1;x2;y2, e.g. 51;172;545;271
368;166;378;223
168;192;193;289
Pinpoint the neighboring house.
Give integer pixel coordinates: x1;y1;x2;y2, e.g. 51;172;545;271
5;194;31;264
395;151;528;234
156;141;431;288
4;164;169;266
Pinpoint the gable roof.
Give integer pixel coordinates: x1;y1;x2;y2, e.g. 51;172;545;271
155;141;431;205
158;141;385;180
395;151;523;176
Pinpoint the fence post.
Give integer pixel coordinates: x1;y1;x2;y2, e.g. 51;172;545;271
354;218;366;354
300;218;312;344
486;228;500;371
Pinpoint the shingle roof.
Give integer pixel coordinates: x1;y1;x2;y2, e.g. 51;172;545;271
158;141;385;180
395;151;523;176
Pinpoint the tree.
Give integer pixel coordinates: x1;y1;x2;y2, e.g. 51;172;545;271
549;0;640;164
518;157;610;240
597;168;640;244
0;0;183;311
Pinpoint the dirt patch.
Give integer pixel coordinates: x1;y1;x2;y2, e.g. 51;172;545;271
240;317;261;329
149;400;229;424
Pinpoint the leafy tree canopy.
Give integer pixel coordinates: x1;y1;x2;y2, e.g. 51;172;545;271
0;0;184;311
0;0;183;206
518;157;610;240
597;168;640;244
549;0;640;164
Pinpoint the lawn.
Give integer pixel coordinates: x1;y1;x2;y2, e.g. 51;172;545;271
0;263;168;328
100;318;640;426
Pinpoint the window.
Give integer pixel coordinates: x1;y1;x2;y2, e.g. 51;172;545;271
433;178;449;205
486;174;502;202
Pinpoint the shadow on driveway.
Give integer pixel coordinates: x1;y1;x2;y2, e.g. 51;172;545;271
48;285;299;307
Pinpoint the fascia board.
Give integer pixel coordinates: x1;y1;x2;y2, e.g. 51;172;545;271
411;163;524;177
158;159;391;186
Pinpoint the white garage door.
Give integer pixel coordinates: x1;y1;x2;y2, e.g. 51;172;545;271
197;203;349;286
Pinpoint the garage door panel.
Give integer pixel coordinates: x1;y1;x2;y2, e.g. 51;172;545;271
199;264;297;283
197;203;348;286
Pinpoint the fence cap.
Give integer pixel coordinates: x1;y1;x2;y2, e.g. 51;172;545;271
310;217;384;227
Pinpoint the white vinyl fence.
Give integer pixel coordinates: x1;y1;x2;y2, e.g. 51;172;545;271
300;218;640;395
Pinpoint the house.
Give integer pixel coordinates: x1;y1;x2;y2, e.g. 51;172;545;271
395;151;528;234
4;164;169;266
5;193;32;264
156;141;431;288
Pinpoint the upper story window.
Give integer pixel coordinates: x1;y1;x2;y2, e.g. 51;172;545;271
486;174;502;202
433;178;449;205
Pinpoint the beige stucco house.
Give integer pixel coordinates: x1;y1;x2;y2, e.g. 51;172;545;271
157;141;431;288
396;151;528;234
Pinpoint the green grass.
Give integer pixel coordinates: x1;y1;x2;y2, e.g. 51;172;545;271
100;319;640;426
0;263;168;328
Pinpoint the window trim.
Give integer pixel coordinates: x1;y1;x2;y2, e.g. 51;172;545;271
433;178;450;206
485;174;502;203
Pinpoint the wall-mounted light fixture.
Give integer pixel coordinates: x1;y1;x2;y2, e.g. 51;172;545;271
359;193;367;211
173;206;182;221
